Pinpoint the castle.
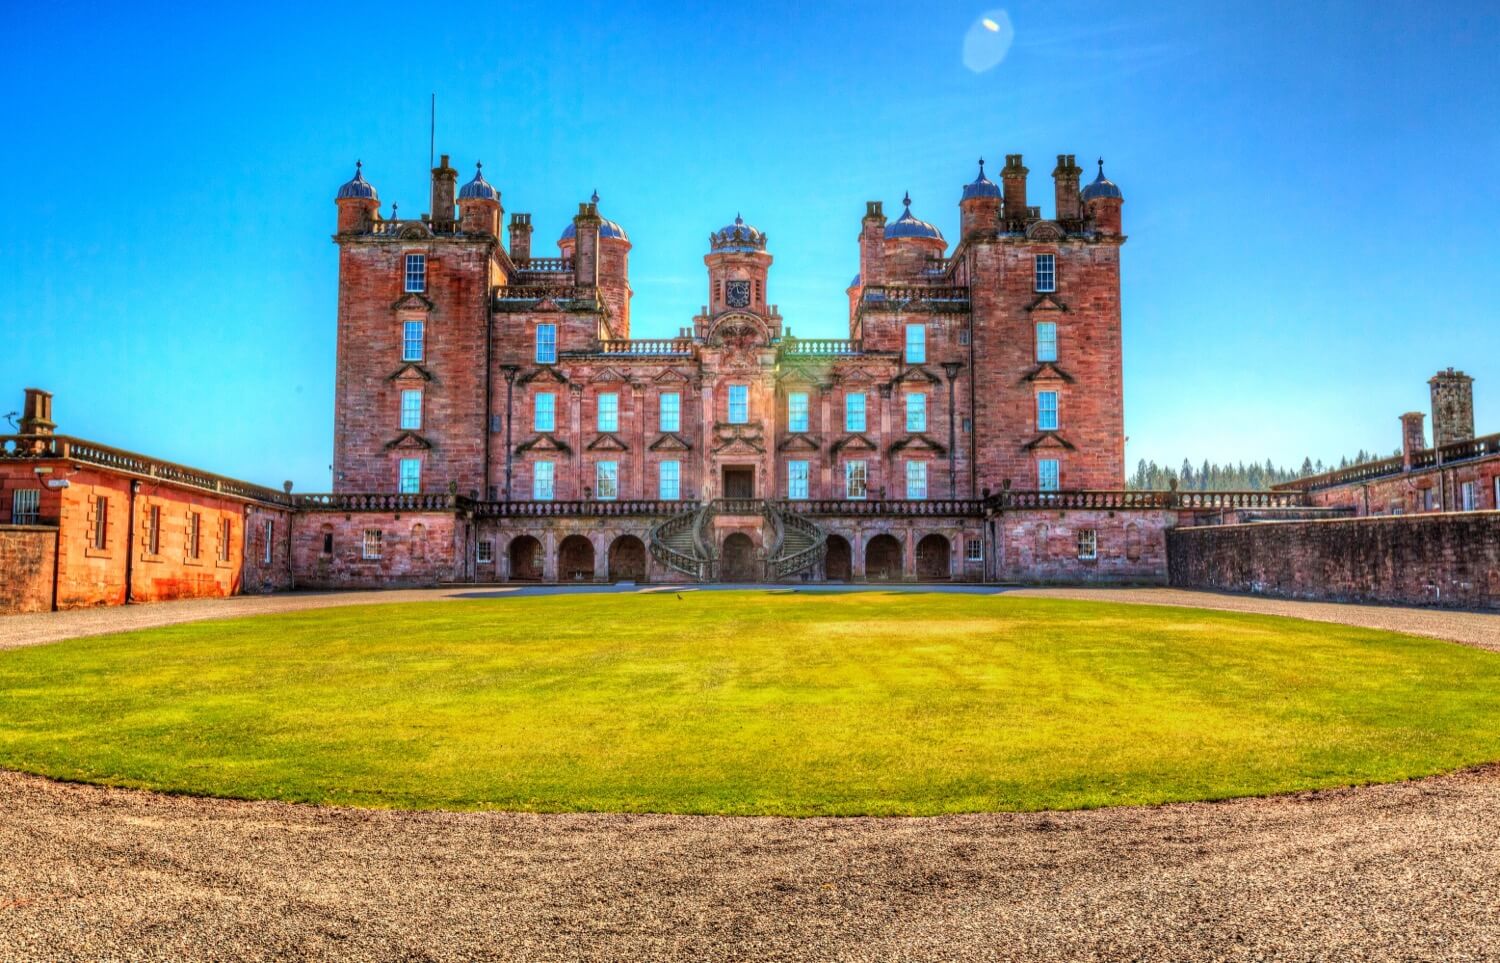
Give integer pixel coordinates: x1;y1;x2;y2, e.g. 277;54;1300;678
1;152;1495;612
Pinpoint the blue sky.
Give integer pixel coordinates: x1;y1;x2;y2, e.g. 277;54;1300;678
3;1;1497;490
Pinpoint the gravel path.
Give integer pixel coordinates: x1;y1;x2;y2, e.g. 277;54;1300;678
3;586;1499;960
3;766;1499;961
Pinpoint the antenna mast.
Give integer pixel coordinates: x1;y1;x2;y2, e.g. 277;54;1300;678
429;93;435;170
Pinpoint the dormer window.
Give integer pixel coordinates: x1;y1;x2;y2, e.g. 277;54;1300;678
404;253;426;293
1033;253;1055;293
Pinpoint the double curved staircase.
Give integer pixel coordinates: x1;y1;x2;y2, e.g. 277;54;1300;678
647;500;826;582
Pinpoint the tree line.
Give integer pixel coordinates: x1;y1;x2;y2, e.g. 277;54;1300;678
1127;450;1397;492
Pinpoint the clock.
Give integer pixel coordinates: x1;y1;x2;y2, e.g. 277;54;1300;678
725;279;751;308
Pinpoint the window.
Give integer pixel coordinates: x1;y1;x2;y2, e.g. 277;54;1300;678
321;532;333;555
597;392;619;432
263;519;274;564
1495;477;1500;510
533;462;555;500
399;458;421;493
966;538;984;562
906;461;928;499
1039;459;1060;491
362;529;383;559
489;414;502;433
596;461;619;500
1034;253;1056;293
1037;390;1059;431
404;253;426;293
659;460;680;500
845;461;868;499
787;391;809;432
905;323;926;363
845;392;867;432
402;320;424;362
12;489;40;525
788;460;809;500
1077;528;1098;561
219;518;231;562
535;323;557;364
958;328;970;346
1423;487;1436;512
905;392;927;432
146;504;161;554
187;512;201;559
534;392;556;432
1461;481;1478;511
400;389;422;430
1036;321;1058;362
962;417;972;433
727;384;749;424
92;495;108;549
660;392;680;432
477;540;494;564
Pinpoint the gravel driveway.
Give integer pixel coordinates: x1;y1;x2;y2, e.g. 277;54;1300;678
3;586;1499;960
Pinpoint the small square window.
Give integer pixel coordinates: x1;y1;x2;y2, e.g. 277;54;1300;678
965;538;984;562
958;329;971;346
477;540;494;564
11;488;40;525
362;529;383;560
1034;253;1056;293
1077;529;1098;561
404;253;426;293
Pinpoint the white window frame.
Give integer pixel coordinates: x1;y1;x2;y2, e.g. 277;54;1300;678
400;389;422;430
597;392;619;432
1039;458;1060;492
905;392;927;432
399;457;421;493
1077;528;1098;561
1037;390;1059;431
845;392;867;432
595;461;619;500
535;323;557;364
362;528;383;560
905;460;928;500
404;253;426;293
534;392;556;432
1034;253;1056;293
788;460;809;500
845;460;868;500
1035;321;1058;362
727;384;749;424
402;320;425;362
659;460;681;500
787;391;809;432
965;538;984;562
659;392;680;432
477;540;494;564
263;519;274;564
1461;481;1477;512
11;488;40;525
533;462;555;500
1423;487;1436;512
905;323;926;364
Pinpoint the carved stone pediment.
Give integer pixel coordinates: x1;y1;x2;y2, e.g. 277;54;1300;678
1025;220;1065;242
519;365;569;386
532;296;563;313
384;431;433;451
391;292;434;312
649;432;693;452
1023;431;1076;451
712;424;765;454
892;365;942;386
778;432;821;453
516;433;572;454
589;366;628;384
654;368;692;383
1021;362;1076;384
386;363;434;383
776;364;825;385
888;433;947;455
586;432;630;452
835;367;877;386
830;433;876;455
1025;293;1068;313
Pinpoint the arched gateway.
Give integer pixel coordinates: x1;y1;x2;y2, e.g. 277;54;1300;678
916;534;951;580
608;535;647;582
558;535;596;581
508;535;543;581
720;532;757;581
824;534;852;581
864;534;903;582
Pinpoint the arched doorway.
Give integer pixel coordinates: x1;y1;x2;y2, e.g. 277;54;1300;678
608;534;647;582
558;535;596;581
864;534;903;582
720;532;758;582
916;533;950;580
824;534;852;581
508;535;543;581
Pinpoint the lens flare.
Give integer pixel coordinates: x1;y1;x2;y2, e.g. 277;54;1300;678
964;10;1014;73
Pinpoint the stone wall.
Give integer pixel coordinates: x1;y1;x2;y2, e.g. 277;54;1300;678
1167;512;1500;609
0;526;56;614
291;510;462;589
995;509;1169;584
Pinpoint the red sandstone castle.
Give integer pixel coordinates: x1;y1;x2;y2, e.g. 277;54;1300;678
2;152;1496;613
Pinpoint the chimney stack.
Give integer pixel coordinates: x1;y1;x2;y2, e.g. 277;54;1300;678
19;388;54;436
509;213;533;263
1052;154;1082;221
859;200;887;288
1001;154;1029;221
430;154;457;224
1429;368;1475;448
572;199;602;288
1400;411;1426;469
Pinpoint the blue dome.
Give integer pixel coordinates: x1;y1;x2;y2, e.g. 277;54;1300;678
559;218;628;242
710;214;766;252
885;193;945;241
457;162;498;201
335;161;378;200
849;273;861;288
1080;159;1123;201
961;159;1001;200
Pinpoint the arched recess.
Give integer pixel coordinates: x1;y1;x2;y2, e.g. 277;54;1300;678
608;534;648;582
720;532;758;582
864;533;903;582
915;533;950;580
508;535;544;581
558;535;596;581
824;534;852;581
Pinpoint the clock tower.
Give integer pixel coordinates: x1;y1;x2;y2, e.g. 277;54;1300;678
704;215;773;320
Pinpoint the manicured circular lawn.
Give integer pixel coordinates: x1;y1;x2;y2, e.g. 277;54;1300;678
2;591;1499;816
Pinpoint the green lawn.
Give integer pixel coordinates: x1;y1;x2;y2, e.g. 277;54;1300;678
1;591;1498;816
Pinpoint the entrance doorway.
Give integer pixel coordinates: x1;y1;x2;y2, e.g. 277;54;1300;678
916;534;951;580
864;534;903;582
721;532;758;581
608;535;647;582
508;535;543;581
558;535;596;581
722;466;755;499
824;534;852;581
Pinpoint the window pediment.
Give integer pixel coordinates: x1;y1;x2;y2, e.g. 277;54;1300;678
391;292;435;312
1023;431;1076;451
778;433;822;453
384;431;433;451
519;365;569;386
889;434;947;455
830;433;877;455
586;432;630;452
649;432;693;452
386;363;434;383
516;433;572;454
1025;293;1068;313
1021;362;1076;384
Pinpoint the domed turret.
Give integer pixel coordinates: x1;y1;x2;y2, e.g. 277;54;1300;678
884;193;945;241
959;158;1001;239
334;161;380;233
457;161;501;235
710;214;767;252
1081;158;1124;235
336;160;378;200
559;192;628;243
458;161;498;201
961;158;1001;200
1080;158;1123;200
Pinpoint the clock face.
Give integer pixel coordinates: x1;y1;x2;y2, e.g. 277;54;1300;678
726;279;751;308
